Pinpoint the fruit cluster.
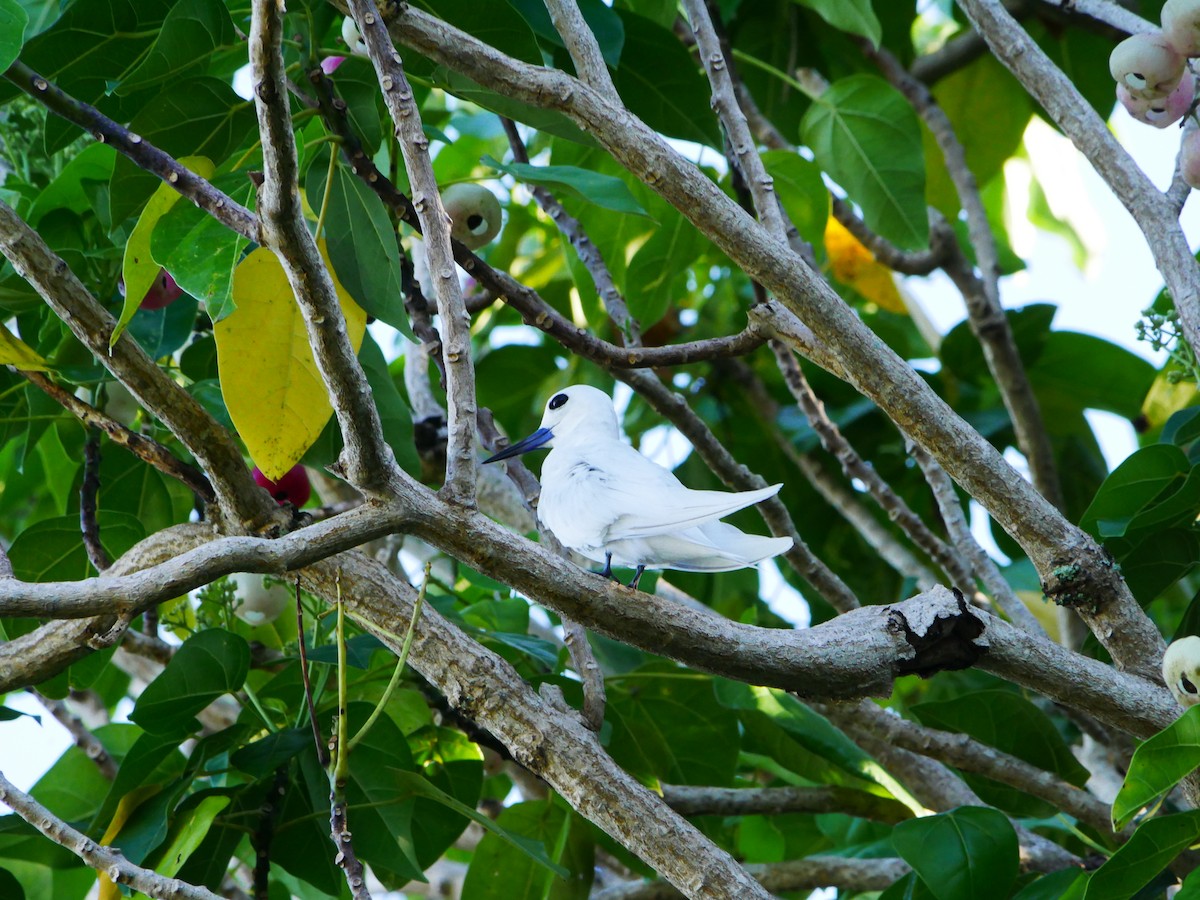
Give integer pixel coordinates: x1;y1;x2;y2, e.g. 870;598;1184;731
1110;1;1200;183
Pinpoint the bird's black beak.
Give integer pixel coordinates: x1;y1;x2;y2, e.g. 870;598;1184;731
483;427;553;463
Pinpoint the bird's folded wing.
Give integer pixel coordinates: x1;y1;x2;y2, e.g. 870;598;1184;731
604;477;782;541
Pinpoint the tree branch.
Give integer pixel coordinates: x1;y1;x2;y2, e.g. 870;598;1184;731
863;39;1064;512
251;0;400;496
957;0;1200;368
0;770;222;900
348;0;478;506
661;783;912;823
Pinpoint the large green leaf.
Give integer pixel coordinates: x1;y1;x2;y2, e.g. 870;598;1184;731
1028;332;1156;421
612;9;723;148
1080;444;1193;539
760;149;830;251
802;75;928;250
116;0;236;95
891;806;1018;900
1112;706;1200;829
460;800;588;900
1084;811;1200;899
788;0;880;45
305;149;413;338
9;512;145;582
130;629;250;735
0;0;29;77
718;681;925;813
607;666;740;786
623;209;705;327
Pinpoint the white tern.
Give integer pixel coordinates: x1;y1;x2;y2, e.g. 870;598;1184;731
1163;635;1200;707
484;385;793;589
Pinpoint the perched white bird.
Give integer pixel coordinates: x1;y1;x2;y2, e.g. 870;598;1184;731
484;385;793;589
1163;635;1200;707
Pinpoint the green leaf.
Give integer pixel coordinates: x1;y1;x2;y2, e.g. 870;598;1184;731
1028;332;1156;421
484;155;647;217
306;149;413;338
788;0;880;46
891;806;1018;900
230;727;312;779
95;444;176;535
116;0;236;95
1080;444;1191;539
31;724;140;822
802;74;928;250
326;55;385;156
0;868;23;900
109;78;255;226
607;666;740;786
1112;705;1200;829
151;170;255;322
718;682;926;814
1084;811;1200;899
612;10;723;148
149;793;230;878
9;512;145;582
432;67;596;145
0;0;29;74
360;332;421;476
460;799;586;899
760;149;830;251
623;209;705;327
130;629;250;735
90;729;186;833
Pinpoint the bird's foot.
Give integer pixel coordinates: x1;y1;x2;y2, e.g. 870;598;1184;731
597;552;615;580
628;565;646;591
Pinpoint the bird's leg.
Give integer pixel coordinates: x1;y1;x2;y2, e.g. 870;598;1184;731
598;552;614;580
628;565;646;591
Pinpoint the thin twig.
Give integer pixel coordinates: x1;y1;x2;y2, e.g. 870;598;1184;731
3;62;259;243
80;429;111;572
349;0;478;507
296;578;329;768
22;370;215;504
862;40;1064;512
501;117;641;345
661;783;911;823
0;770;223;900
31;690;117;779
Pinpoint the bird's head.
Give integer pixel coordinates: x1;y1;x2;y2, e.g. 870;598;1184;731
483;385;618;463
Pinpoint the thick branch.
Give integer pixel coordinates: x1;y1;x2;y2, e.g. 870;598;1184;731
0;771;221;899
250;0;398;496
348;0;478;506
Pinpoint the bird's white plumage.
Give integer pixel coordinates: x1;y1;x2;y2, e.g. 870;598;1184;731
497;385;792;574
1163;635;1200;708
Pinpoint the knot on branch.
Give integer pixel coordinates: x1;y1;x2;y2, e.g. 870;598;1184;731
888;588;987;678
1041;547;1119;614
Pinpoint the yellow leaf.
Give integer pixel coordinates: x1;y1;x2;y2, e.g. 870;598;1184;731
824;217;908;315
0;320;49;370
97;784;163;900
1142;370;1200;430
216;242;366;479
115;156;214;348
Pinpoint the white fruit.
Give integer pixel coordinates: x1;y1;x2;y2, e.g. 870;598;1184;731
1183;129;1200;189
233;573;292;626
1163;635;1200;707
341;16;369;56
440;183;503;250
1117;70;1195;127
1109;32;1186;98
1163;0;1200;57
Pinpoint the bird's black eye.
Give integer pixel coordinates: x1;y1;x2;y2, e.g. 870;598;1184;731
1182;676;1198;695
549;393;568;410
